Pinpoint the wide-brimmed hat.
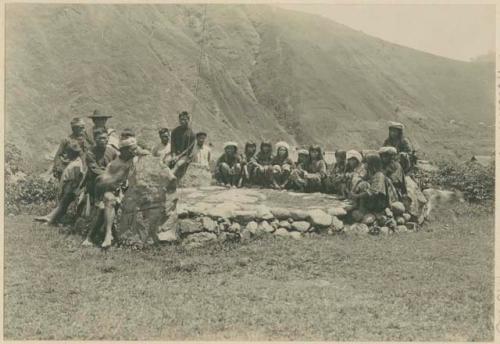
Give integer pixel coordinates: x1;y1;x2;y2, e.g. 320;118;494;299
89;110;112;119
346;150;362;163
378;146;398;156
224;141;238;150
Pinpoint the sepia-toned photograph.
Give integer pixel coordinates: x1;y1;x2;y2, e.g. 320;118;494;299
3;2;496;341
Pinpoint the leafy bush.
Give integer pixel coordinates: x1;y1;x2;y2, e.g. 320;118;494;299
5;176;58;215
426;159;494;203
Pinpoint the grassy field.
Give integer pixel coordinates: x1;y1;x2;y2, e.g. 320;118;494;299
4;204;494;341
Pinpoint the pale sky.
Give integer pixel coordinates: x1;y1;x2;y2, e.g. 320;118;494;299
277;4;495;61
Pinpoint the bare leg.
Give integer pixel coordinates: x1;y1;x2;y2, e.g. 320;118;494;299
101;192;117;248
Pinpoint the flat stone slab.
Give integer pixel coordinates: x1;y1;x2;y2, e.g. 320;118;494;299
177;187;352;219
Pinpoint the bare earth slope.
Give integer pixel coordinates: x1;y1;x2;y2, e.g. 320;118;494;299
6;4;494;165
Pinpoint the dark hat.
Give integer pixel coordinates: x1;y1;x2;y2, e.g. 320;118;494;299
158;128;170;136
196;131;207;138
88;110;112;119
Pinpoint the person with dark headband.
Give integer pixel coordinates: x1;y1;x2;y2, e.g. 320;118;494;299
169;111;196;179
152;128;171;162
191;131;211;169
52;117;89;180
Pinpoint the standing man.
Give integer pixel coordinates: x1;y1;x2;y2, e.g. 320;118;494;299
152;128;171;162
191;131;211;169
170;111;196;179
52;117;89;180
87;109;120;151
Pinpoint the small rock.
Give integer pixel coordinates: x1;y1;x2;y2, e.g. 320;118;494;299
376;214;388;226
227;222;241;233
178;219;203;235
271;207;292;220
402;213;412;222
331;216;345;231
258;220;274;233
274;228;289;237
290;209;309;221
232;210;257;223
327;207;347;217
396;225;408;233
351;223;370;234
289;231;302;240
384;208;394;218
291;221;310;232
278;220;291;230
201;217;217;232
245;221;258;234
182;232;217;249
308;209;333;227
256;205;274;221
351;209;364;222
270;220;280;230
391;202;406;216
380;226;390;235
158;229;178;242
396;216;406;225
362;213;376;225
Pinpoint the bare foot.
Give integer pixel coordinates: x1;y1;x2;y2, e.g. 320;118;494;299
81;238;93;247
101;236;113;248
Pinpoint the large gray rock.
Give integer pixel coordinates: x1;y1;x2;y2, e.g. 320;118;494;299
227;222;241;233
271;207;292;220
391;202;406;216
290;209;309;221
245;221;259;235
327;207;347;217
258;220;274;233
330;216;344;232
308;209;332;227
256;205;274;221
289;231;302;240
157;229;178;243
270;220;280;230
182;232;217;249
350;223;370;234
232;210;257;223
278;220;291;230
178;219;203;236
291;221;310;233
274;228;289;237
201;216;217;232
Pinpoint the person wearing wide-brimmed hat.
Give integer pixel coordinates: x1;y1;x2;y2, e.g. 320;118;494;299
191;131;211;169
253;141;274;187
215;142;242;187
82;137;140;248
52;117;90;180
86;110;120;151
383;121;416;174
36;142;85;225
270;141;294;189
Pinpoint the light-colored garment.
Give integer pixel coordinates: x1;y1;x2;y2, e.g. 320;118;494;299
59;157;84;197
191;144;211;168
152;142;172;162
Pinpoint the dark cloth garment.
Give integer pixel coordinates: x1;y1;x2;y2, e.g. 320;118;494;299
216;153;241;168
215;153;242;184
52;133;89;180
326;161;347;195
271;155;294;167
86;145;119;204
240;152;257;184
383;137;413;154
170;125;196;156
384;160;406;197
305;159;327;179
361;171;399;213
255;151;273;166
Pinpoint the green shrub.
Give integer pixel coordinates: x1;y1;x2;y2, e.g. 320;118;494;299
427;159;494;203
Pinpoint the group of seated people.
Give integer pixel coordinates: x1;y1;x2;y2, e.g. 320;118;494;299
35;109;418;247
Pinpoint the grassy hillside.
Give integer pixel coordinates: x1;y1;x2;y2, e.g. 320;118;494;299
6;4;494;167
